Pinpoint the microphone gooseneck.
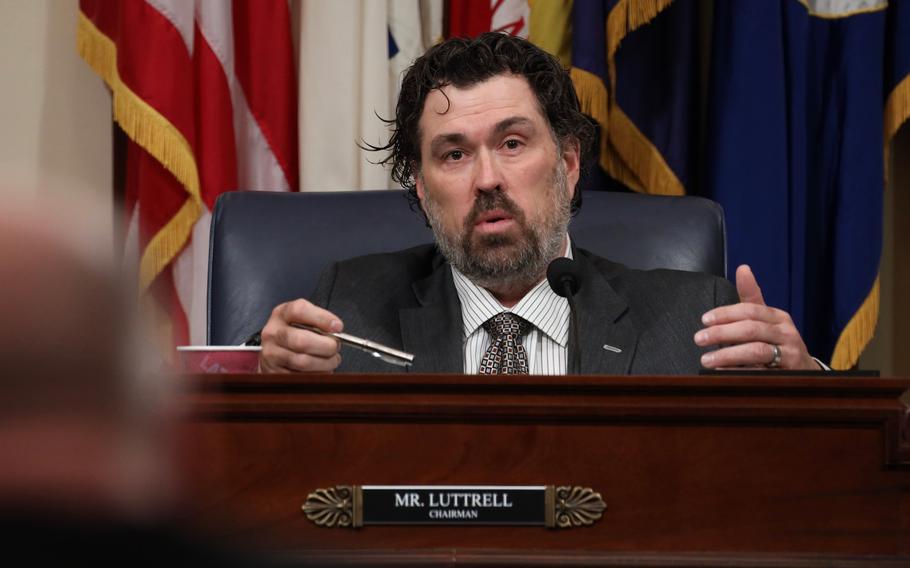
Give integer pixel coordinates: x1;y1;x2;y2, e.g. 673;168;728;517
547;258;583;375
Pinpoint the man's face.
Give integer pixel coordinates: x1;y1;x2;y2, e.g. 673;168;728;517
414;74;581;289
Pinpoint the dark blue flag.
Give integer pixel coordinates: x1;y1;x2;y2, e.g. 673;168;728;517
705;0;895;368
571;0;697;196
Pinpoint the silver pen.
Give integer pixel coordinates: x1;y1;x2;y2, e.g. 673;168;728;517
290;323;414;368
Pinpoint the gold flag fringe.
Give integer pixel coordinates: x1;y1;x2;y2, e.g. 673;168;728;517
570;67;645;192
608;106;684;196
599;0;681;196
830;73;910;368
884;73;910;182
831;278;880;370
76;12;202;293
568;68;608;141
830;74;910;368
603;138;646;192
606;0;674;93
569;70;610;172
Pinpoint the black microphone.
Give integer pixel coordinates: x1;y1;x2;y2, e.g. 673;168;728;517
547;258;583;375
547;258;582;298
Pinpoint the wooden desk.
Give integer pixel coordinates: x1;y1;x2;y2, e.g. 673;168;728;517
178;374;910;566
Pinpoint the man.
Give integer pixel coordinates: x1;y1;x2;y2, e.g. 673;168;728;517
259;33;820;375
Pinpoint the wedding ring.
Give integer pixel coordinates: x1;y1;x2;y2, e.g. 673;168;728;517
767;344;782;368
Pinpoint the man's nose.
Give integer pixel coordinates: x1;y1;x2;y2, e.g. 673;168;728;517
473;149;504;193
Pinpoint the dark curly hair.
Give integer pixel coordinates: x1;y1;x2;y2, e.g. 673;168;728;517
368;32;596;216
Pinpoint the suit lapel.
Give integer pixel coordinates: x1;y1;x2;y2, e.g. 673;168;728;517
573;249;639;375
399;257;463;373
397;247;640;375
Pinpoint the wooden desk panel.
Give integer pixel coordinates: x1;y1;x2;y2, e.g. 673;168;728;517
177;374;910;566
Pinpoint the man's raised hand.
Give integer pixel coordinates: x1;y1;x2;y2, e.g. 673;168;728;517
695;265;820;370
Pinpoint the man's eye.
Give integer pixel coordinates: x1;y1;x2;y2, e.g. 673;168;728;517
504;139;522;150
445;150;464;161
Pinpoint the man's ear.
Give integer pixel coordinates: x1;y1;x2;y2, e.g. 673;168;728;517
413;169;433;228
414;167;426;202
562;137;581;200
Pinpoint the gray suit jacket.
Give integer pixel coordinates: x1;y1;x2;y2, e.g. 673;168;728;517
311;243;739;375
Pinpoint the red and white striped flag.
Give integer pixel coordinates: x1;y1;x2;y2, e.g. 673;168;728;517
77;0;298;347
448;0;529;38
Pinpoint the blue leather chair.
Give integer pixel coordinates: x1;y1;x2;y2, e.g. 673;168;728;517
207;190;727;345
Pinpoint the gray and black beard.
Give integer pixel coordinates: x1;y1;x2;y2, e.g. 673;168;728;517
423;164;571;291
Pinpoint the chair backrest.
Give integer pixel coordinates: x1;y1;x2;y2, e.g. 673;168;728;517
207;190;727;345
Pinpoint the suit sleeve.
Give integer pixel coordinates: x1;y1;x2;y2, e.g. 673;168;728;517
714;276;739;308
310;262;339;309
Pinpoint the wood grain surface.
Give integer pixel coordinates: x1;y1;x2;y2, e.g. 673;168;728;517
176;374;910;566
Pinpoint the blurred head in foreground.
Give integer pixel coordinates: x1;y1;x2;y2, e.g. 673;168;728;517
0;196;176;527
0;193;259;563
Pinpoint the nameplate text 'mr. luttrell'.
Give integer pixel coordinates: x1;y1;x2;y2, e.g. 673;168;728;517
302;485;607;528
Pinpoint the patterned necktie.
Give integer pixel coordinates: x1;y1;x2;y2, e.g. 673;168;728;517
478;312;532;375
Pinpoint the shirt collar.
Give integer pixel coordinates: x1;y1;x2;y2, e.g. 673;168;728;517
451;235;573;347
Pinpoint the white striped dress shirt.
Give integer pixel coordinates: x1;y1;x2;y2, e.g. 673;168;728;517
452;239;573;375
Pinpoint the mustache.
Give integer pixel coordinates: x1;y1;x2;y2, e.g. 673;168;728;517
463;190;525;229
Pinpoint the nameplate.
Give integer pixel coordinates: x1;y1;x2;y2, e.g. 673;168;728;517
363;485;543;525
302;485;606;529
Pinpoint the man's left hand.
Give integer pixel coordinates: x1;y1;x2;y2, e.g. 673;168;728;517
695;265;821;370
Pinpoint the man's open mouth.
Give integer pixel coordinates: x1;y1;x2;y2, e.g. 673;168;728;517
475;209;514;227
